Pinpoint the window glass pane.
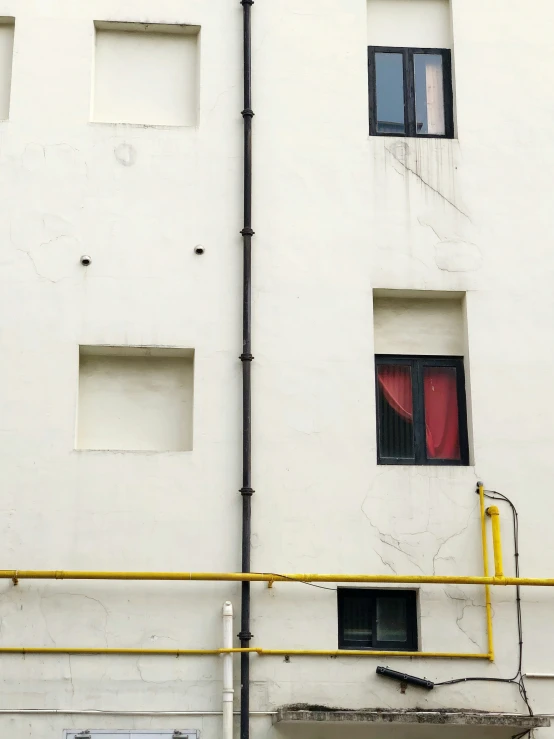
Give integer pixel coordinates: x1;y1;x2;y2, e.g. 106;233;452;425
342;593;372;646
414;54;445;135
376;596;408;642
375;52;405;134
423;366;461;460
377;365;414;459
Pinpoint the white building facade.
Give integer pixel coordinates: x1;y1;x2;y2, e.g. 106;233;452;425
1;0;554;737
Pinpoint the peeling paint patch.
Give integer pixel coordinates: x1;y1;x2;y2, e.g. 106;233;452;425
114;143;137;167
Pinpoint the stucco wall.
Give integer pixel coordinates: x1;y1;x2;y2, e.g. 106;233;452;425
0;0;553;737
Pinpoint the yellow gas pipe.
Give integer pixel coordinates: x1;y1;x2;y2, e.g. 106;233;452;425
0;647;489;659
486;505;504;578
0;571;547;585
0;488;537;660
479;482;495;661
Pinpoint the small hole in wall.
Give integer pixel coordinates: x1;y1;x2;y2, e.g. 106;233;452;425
76;346;194;452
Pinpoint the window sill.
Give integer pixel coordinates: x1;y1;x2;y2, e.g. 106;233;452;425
89;120;198;131
338;646;417;652
378;461;469;467
73;448;193;455
368;134;458;144
374;464;476;478
370;132;454;140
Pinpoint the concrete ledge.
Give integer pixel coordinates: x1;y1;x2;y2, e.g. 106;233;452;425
274;709;550;730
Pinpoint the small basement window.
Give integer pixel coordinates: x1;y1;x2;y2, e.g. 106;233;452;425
338;588;417;651
368;46;453;137
375;355;469;466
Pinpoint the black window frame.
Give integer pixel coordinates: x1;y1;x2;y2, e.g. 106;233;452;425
375;354;469;466
368;46;454;139
337;588;418;652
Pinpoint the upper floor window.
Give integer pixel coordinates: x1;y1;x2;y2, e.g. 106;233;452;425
376;355;469;465
368;47;454;138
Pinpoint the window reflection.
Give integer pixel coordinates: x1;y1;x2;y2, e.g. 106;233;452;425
375;52;405;134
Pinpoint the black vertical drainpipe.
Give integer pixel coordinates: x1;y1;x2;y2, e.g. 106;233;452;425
239;2;254;739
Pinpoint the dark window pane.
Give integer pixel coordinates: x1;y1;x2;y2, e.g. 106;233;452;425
377;365;414;459
342;593;372;647
423;366;461;460
414;54;445;135
375;52;405;134
376;597;408;642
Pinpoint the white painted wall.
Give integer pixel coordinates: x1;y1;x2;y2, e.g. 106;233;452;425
0;0;553;737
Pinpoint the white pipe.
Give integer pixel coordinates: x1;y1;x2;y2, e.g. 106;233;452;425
222;601;234;739
524;673;554;679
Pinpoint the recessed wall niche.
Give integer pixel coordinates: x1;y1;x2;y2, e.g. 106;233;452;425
92;21;199;126
76;346;194;452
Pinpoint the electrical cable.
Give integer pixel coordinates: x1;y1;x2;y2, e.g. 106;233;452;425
265;573;337;592
434;489;533;721
268;488;535;728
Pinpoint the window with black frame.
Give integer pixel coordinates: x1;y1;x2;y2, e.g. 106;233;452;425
338;588;418;651
375;355;469;466
368;46;454;138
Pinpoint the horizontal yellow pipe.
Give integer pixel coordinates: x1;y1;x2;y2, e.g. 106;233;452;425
257;649;489;659
0;648;257;656
3;570;554;586
0;647;489;659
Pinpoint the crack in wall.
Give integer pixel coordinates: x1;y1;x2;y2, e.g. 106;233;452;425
67;655;75;700
432;503;478;575
40;592;110;647
373;550;397;574
37;595;56;646
418;217;445;242
445;589;485;651
386;145;470;220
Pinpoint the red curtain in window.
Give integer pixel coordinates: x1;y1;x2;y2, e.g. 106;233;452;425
423;367;460;460
377;366;413;422
378;365;460;460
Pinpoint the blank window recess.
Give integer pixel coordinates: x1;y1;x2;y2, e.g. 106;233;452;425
76;346;194;452
92;22;199;126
